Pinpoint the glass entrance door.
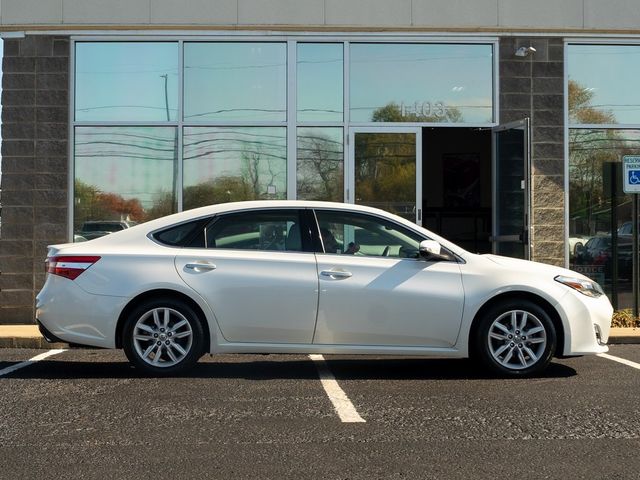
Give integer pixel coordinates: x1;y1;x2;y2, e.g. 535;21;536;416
492;119;531;259
348;128;422;224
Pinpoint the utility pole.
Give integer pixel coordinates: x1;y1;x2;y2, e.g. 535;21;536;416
160;74;170;121
161;73;178;212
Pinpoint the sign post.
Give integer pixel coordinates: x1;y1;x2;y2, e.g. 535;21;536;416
622;156;640;319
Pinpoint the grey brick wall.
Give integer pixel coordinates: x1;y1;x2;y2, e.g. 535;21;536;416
0;35;69;324
500;37;565;266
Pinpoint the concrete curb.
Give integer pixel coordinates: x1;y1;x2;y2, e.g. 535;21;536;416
1;326;639;347
608;328;640;345
0;326;68;349
0;337;68;349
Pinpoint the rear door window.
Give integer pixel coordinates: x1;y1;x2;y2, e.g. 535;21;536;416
205;210;308;252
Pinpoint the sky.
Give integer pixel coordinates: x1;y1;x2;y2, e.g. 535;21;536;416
569;44;640;125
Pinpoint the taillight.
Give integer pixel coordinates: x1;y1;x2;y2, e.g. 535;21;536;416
45;256;101;280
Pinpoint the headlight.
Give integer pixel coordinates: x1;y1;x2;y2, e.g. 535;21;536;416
554;275;604;298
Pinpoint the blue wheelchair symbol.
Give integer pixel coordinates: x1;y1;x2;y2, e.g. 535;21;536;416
629;170;640;185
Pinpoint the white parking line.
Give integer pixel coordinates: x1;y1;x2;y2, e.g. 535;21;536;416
309;354;365;423
0;349;66;377
597;352;640;370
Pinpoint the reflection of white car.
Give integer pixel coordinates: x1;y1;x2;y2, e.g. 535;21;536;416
569;235;591;256
37;201;611;377
78;220;134;240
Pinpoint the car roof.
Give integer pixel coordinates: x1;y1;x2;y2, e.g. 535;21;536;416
58;200;469;257
138;200;413;229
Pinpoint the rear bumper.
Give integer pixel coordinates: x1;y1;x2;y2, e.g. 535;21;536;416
36;275;128;349
36;320;66;343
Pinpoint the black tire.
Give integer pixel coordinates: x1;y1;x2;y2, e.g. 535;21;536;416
123;298;205;376
474;299;556;377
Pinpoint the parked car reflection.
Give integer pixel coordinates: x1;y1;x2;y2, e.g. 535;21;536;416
77;220;135;240
575;235;633;280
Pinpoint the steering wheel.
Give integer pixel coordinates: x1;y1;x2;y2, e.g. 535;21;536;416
382;245;390;257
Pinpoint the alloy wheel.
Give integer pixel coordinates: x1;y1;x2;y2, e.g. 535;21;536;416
132;307;194;368
487;310;547;371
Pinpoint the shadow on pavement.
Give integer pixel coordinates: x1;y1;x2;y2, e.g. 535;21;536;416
2;355;577;381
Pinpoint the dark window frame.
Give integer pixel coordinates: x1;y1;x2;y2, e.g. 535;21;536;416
309;208;460;262
310;209;425;257
202;208;315;253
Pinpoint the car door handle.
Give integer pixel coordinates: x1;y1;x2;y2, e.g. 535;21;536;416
320;270;352;279
185;262;217;271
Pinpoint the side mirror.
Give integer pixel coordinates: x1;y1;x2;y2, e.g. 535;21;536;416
419;240;449;261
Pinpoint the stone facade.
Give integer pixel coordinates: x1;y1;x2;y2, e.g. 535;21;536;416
499;37;565;266
0;35;69;324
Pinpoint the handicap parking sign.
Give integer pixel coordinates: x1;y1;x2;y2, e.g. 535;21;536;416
623;156;640;193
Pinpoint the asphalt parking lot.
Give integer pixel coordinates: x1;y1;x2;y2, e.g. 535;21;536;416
2;347;640;479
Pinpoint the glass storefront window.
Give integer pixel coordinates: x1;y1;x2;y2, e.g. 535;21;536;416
182;127;287;210
353;132;417;221
72;40;497;240
297;44;343;122
184;43;287;122
349;43;493;123
74;127;178;236
297;127;343;201
75;42;179;121
568;45;640;125
569;128;637;310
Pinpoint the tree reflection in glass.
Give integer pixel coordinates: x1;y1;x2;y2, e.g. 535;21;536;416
354;132;416;221
297;128;344;201
350;43;493;123
73;127;178;233
569;80;636;309
183;127;287;210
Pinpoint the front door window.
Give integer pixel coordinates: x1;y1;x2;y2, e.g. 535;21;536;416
315;210;423;258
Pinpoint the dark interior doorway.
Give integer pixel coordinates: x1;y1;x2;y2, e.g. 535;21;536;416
422;127;492;253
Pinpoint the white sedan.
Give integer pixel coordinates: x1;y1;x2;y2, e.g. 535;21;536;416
36;201;612;376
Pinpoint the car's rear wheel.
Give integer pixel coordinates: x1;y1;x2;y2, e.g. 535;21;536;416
475;300;556;377
123;298;204;375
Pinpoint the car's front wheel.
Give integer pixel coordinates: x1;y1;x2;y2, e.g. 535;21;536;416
123;298;204;375
475;299;556;377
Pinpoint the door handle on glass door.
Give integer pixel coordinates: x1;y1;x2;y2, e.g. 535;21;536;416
320;270;352;279
185;262;217;271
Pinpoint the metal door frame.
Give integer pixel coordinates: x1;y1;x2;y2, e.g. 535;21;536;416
491;118;532;258
347;126;423;225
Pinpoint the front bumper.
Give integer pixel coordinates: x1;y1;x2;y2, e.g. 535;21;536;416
557;288;612;356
